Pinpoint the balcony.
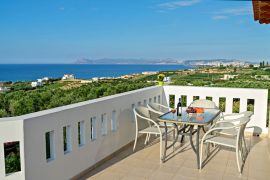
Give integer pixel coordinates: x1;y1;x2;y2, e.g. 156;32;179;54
0;85;269;180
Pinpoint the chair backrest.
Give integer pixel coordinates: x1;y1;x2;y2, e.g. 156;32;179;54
236;116;251;147
147;103;169;114
222;111;253;123
240;111;253;118
133;106;153;131
147;103;169;123
189;99;218;109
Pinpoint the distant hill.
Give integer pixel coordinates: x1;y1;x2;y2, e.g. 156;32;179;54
74;58;254;66
75;58;181;64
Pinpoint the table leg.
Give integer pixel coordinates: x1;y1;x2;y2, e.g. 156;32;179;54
196;126;201;169
162;122;168;162
189;125;196;152
180;125;186;143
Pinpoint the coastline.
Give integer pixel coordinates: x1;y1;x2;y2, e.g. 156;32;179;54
0;64;191;82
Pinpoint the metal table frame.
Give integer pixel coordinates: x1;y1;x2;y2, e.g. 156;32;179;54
159;110;220;169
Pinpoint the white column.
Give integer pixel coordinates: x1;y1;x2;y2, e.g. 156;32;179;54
240;98;247;112
226;98;233;114
187;96;193;107
213;96;219;107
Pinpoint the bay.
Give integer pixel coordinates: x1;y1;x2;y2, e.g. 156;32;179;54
0;64;191;82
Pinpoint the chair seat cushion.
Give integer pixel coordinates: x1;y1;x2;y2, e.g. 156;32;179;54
204;135;236;148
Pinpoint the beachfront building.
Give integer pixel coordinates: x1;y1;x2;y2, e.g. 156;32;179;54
62;74;75;80
42;77;49;81
142;71;158;75
92;77;99;82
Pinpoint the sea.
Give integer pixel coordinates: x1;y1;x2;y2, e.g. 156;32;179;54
0;64;191;82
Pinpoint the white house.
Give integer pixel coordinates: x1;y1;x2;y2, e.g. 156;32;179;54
92;77;99;82
0;86;10;93
221;74;238;80
164;77;171;82
255;75;270;80
31;81;43;88
62;74;75;80
42;77;49;81
142;71;158;75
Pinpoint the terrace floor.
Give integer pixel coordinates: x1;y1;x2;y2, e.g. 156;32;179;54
78;134;270;180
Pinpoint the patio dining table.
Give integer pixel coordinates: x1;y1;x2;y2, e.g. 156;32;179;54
158;107;221;169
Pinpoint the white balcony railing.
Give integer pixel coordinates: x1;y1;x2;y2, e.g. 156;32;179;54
0;85;268;180
162;86;269;134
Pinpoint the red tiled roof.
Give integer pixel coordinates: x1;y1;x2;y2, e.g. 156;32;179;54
253;0;270;24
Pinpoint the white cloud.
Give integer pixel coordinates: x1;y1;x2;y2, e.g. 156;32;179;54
212;15;228;20
158;0;200;10
212;6;252;20
59;7;65;11
219;7;252;16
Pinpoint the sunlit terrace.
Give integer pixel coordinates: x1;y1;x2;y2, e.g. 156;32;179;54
78;133;270;180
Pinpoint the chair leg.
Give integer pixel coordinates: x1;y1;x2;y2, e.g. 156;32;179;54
235;146;242;173
147;134;151;143
133;131;138;151
199;141;205;169
173;129;175;151
160;133;163;163
144;133;149;145
242;136;248;158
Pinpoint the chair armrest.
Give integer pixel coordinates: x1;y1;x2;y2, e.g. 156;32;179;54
135;112;162;132
202;125;237;142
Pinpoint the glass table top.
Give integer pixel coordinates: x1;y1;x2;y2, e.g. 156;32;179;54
158;107;221;125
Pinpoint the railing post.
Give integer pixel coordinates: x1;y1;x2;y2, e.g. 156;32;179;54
269;103;270;138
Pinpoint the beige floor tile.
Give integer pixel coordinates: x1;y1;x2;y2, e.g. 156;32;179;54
222;174;247;180
77;136;270;180
149;171;174;180
175;167;200;178
93;171;126;180
172;174;197;180
127;166;155;179
120;175;147;180
248;169;270;180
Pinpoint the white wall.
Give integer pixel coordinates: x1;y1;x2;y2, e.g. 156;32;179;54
0;120;25;180
21;86;161;180
163;86;269;134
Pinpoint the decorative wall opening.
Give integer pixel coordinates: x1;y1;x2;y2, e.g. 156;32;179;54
4;141;21;175
45;131;55;161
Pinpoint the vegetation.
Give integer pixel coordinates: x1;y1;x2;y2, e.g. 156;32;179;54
1;65;269;126
4;142;21;174
0;79;154;118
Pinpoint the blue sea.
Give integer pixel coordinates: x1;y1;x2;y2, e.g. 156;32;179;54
0;64;191;82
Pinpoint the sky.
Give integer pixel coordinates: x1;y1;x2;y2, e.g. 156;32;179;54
0;0;269;64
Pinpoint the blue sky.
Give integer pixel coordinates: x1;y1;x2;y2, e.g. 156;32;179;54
0;0;269;63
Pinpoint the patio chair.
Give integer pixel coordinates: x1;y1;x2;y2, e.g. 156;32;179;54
216;111;253;136
147;102;173;125
189;99;219;109
133;106;174;163
214;111;253;153
147;102;177;142
189;99;220;131
200;116;251;173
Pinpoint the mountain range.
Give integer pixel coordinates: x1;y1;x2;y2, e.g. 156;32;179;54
74;58;254;66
